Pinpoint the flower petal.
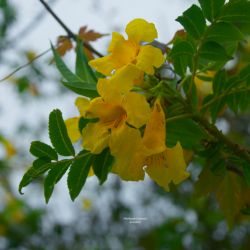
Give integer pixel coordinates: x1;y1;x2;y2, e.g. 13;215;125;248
136;45;164;75
82;122;110;154
65;117;81;143
143;99;166;154
110;125;145;181
126;18;158;44
75;97;90;116
89;55;117;76
108;32;125;53
97;64;142;102
145;142;189;191
123;92;151;128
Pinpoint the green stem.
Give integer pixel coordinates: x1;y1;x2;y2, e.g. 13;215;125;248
166;114;193;123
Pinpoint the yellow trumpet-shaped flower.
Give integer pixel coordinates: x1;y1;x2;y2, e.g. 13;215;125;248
78;67;151;155
144;100;189;190
195;71;215;98
112;99;189;190
89;18;165;76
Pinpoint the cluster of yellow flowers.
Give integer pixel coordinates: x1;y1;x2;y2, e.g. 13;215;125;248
66;19;189;191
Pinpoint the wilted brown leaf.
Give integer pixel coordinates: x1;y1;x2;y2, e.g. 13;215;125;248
56;36;73;56
78;26;107;42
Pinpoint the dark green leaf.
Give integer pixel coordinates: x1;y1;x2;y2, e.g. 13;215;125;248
67;151;93;201
206;22;244;42
169;41;195;76
44;160;71;203
75;40;97;84
219;0;250;23
62;81;98;98
242;162;250;187
198;0;225;22
176;5;206;39
92;148;114;185
78;117;99;134
19;158;51;194
199;41;232;61
30;141;58;160
166;119;206;149
49;109;75;156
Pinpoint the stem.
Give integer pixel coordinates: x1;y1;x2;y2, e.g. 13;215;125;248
39;0;103;57
193;114;250;164
166;114;193;123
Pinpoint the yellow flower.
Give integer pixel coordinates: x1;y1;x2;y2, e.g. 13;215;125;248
82;80;151;154
112;99;189;190
89;18;165;76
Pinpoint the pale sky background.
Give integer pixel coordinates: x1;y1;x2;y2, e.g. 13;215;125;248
0;0;196;227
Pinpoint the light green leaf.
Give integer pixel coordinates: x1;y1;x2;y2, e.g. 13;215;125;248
30;141;58;160
49;109;75;156
75;40;97;84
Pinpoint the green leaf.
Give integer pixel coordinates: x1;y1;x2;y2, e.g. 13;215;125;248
49;109;75;156
219;0;250;23
199;41;232;61
169;41;195;76
215;172;242;227
19;158;51;194
206;22;244;42
75;40;97;84
67;151;93;201
44;160;71;203
242;162;250;187
166;119;206;149
176;5;206;39
30;141;58;160
62;81;98;98
92;148;114;185
51;44;84;83
78;117;99;134
51;44;98;98
198;0;225;22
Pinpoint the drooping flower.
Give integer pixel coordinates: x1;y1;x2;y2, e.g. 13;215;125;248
195;71;215;98
112;99;189;190
89;18;165;76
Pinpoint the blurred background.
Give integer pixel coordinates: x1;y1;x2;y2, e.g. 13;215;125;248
0;0;250;249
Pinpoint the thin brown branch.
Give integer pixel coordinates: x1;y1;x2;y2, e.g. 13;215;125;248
39;0;103;57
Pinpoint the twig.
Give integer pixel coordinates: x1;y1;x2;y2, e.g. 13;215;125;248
39;0;103;57
0;48;51;82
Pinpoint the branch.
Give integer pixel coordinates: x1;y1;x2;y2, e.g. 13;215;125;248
39;0;103;57
193;114;250;165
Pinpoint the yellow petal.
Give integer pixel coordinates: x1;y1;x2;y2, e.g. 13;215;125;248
111;39;138;67
126;18;158;44
145;142;189;191
75;97;90;116
110;125;145;181
89;55;117;76
65;117;81;143
122;92;151;128
82;122;110;154
194;71;214;97
136;45;164;75
143;99;166;154
108;32;125;53
97;64;142;102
